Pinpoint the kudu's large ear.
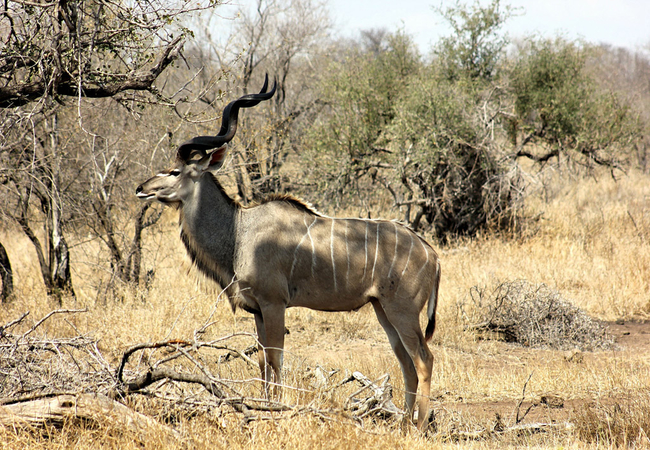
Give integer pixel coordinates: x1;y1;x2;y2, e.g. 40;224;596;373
206;146;228;170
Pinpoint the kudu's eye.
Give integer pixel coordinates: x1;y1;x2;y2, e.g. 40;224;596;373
169;169;181;177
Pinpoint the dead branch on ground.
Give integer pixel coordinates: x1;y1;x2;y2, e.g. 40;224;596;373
0;310;404;434
341;371;405;423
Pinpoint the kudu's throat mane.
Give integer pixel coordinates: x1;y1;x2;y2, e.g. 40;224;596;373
176;172;318;309
176;173;238;298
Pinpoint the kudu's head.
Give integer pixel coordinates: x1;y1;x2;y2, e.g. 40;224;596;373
136;76;276;204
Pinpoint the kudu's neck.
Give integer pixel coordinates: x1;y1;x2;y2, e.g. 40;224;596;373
178;173;240;288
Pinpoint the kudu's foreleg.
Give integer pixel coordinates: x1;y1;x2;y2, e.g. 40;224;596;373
253;312;269;382
254;305;286;398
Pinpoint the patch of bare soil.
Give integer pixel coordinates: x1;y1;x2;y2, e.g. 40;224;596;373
607;319;650;351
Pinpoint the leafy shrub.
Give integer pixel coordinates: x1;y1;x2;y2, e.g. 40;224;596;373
434;0;516;81
384;73;524;236
508;38;641;167
304;32;524;237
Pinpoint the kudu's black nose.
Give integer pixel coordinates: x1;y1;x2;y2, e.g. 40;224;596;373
135;185;142;195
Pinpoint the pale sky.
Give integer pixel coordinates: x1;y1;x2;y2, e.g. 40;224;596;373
327;0;650;53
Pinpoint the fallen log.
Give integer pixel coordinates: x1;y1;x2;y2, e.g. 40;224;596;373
0;393;178;442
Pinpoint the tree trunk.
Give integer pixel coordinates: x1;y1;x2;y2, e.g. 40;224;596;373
46;113;75;301
94;201;160;287
0;242;13;302
50;233;74;299
15;112;75;303
93;199;127;282
17;204;53;295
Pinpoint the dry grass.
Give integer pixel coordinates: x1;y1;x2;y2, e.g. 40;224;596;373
439;167;650;322
573;393;650;447
1;168;650;448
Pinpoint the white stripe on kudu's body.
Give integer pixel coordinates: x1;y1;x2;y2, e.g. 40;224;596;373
330;220;337;292
387;222;399;279
135;78;441;430
371;222;380;282
344;221;350;288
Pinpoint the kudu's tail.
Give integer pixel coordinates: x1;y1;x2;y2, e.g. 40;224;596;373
424;259;441;342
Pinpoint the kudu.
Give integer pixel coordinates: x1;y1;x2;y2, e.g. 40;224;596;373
136;76;441;428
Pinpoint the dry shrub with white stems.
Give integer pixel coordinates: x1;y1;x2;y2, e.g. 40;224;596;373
459;280;615;351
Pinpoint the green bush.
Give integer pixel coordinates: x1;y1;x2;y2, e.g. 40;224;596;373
508;38;641;167
384;71;523;235
304;26;523;236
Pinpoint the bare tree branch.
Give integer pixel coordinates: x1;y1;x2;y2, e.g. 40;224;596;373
0;37;184;107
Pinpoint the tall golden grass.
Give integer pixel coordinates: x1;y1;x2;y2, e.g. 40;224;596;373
1;167;649;448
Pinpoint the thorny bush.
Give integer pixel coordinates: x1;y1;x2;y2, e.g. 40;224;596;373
459;280;614;351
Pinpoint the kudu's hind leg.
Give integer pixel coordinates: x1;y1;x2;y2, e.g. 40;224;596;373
382;302;434;430
371;300;419;415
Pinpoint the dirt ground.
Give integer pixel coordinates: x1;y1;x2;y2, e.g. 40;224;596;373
449;320;650;423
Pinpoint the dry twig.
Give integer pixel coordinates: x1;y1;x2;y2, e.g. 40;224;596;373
342;372;405;422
